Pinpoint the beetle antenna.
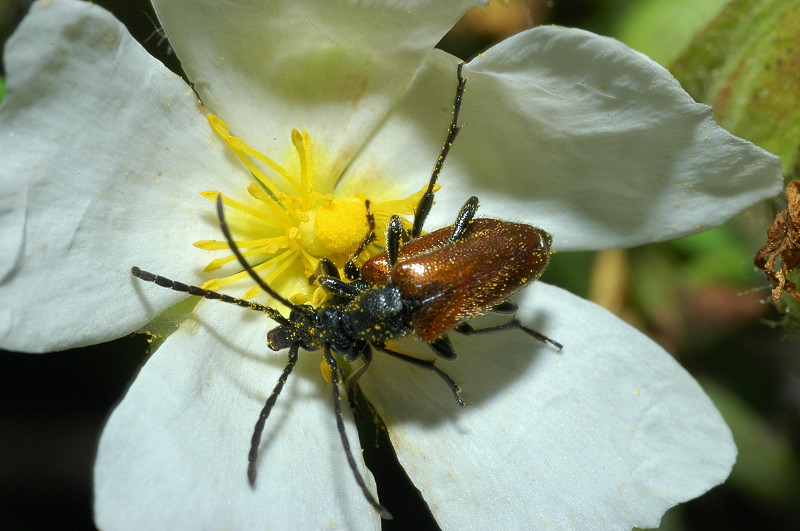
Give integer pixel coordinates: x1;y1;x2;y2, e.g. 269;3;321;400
324;347;393;519
412;61;467;238
216;195;297;310
130;266;290;326
248;344;300;486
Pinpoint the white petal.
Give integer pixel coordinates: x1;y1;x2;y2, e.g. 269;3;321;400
0;0;246;351
151;0;484;192
345;28;782;249
95;298;381;529
334;49;471;232
464;28;782;249
359;282;735;529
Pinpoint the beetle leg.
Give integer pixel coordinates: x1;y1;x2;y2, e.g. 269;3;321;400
427;335;457;360
248;343;300;486
316;275;362;298
455;319;563;351
490;300;518;314
324;347;393;520
345;342;372;385
309;257;340;284
413;62;467;238
386;215;405;266
373;344;465;406
344;199;376;280
345;343;373;417
450;196;479;242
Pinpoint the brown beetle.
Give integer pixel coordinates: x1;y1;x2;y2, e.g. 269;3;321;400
361;216;553;342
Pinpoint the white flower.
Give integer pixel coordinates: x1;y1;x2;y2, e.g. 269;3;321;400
0;0;782;529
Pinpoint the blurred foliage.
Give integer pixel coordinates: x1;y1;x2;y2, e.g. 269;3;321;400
613;0;730;65
671;0;800;175
705;379;800;505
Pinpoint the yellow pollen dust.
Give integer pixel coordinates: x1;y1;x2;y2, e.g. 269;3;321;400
319;359;333;383
314;198;370;255
193;114;431;305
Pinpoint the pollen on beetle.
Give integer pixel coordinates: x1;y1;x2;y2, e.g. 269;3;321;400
319;359;333;383
193;113;431;304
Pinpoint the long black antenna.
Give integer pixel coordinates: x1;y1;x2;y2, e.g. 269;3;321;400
130;267;291;326
412;61;467;238
216;195;296;309
324;347;393;519
247;344;299;485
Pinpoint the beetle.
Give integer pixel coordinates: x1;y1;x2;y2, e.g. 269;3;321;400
131;62;560;520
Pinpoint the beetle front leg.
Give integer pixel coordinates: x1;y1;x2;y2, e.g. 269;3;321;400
344;342;372;390
450;196;479;243
344;343;372;417
386;215;407;266
323;347;393;519
309;257;341;285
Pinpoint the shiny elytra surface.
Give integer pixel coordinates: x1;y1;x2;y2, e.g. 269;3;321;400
361;219;551;341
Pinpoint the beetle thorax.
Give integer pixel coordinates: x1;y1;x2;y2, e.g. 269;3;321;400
342;284;418;345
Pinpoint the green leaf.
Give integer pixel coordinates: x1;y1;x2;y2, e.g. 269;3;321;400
672;0;800;174
136;296;199;351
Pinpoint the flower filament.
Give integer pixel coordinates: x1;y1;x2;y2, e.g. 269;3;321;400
194;114;427;305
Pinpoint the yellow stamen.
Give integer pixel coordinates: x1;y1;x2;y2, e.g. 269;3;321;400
195;114;432;307
199;190;292;226
194;236;286;252
201;248;297;292
208;114;297;194
291;129;314;210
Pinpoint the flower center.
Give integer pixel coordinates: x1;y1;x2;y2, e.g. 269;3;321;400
194;114;428;304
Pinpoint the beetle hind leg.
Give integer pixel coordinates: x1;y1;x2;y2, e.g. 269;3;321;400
427;335;457;360
489;300;518;314
455;319;563;351
374;344;465;406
